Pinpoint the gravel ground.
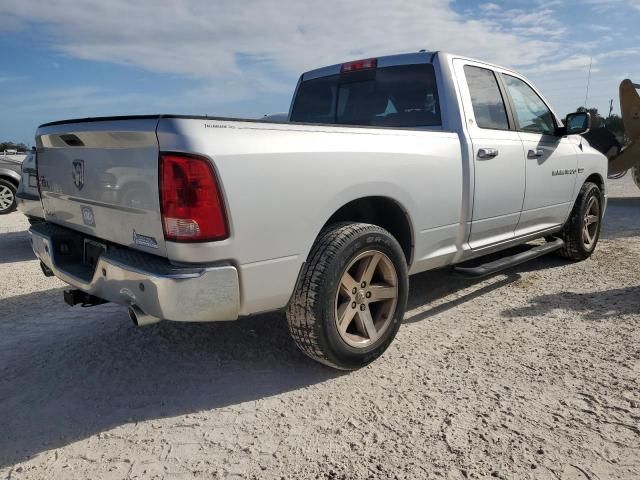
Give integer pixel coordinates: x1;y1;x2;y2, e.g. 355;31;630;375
1;176;639;480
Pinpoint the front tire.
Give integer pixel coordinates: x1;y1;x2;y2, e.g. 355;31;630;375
0;179;17;215
632;164;640;192
557;182;603;261
287;223;408;370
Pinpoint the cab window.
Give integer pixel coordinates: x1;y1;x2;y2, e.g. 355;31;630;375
464;65;509;130
290;63;441;127
503;75;555;135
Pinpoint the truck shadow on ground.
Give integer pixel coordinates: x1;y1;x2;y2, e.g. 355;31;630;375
404;248;572;324
0;289;337;468
0;250;575;468
0;230;35;264
501;285;640;321
2;198;637;468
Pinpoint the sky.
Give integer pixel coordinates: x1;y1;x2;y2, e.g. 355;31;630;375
1;0;639;146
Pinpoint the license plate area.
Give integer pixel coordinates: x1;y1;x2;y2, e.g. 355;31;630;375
84;239;107;270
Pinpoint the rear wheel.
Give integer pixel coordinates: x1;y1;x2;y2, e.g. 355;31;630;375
286;223;408;370
557;182;602;261
0;179;17;215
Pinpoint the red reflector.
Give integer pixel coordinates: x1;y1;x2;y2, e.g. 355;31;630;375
341;58;378;73
159;153;229;242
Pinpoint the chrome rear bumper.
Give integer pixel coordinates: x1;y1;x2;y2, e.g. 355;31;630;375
30;222;240;322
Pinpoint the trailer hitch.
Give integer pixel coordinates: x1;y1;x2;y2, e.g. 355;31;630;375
63;289;109;307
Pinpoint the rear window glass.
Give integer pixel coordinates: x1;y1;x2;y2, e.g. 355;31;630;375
290;63;441;128
464;65;509;130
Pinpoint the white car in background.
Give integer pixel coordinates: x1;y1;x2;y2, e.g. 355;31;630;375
0;152;24;215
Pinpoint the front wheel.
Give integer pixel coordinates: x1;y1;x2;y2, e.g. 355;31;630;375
0;179;17;215
287;223;408;370
557;182;603;261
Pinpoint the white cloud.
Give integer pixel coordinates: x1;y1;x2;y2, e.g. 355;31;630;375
474;5;566;39
0;0;558;86
479;3;500;11
534;55;597;74
586;0;640;11
2;0;638;122
0;76;27;83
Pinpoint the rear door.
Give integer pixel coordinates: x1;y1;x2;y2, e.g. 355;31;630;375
453;60;526;249
500;74;577;235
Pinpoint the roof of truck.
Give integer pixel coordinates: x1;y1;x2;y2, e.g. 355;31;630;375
301;51;520;81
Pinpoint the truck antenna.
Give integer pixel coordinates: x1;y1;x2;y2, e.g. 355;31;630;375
583;57;593;108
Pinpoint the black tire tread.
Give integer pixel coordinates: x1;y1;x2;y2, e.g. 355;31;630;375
286;222;391;370
557;181;601;261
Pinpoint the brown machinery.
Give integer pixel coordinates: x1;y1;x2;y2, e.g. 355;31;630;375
607;79;640;189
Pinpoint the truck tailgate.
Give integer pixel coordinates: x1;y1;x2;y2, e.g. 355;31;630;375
35;117;167;256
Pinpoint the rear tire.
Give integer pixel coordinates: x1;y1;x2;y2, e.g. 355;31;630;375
286;223;408;370
0;179;17;215
557;182;602;261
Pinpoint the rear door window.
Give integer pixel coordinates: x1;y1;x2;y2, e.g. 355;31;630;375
464;65;510;130
290;63;441;127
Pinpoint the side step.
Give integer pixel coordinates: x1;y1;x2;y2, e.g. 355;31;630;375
454;238;564;278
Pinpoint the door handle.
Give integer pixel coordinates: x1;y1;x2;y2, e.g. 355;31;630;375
527;148;544;158
477;148;499;159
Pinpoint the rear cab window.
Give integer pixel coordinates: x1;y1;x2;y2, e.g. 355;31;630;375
290;63;441;128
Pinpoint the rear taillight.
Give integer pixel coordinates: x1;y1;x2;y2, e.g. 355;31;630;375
159;153;229;242
341;58;377;73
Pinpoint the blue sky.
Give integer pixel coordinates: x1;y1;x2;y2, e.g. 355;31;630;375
1;0;639;146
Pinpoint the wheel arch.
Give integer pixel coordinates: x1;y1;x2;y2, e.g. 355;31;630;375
0;169;20;187
318;196;415;266
564;172;606;225
584;172;605;195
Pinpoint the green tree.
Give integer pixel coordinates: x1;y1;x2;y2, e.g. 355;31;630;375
604;114;625;139
0;141;30;152
0;142;17;151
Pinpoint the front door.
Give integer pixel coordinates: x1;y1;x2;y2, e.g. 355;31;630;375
454;61;526;249
500;74;578;235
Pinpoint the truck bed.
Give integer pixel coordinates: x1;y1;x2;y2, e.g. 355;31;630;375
35;114;462;315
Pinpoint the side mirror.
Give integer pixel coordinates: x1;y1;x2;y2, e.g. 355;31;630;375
564;111;591;135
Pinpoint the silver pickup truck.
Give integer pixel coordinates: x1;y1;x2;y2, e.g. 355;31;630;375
30;51;607;370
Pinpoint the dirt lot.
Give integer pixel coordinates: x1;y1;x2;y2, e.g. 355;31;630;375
1;177;639;480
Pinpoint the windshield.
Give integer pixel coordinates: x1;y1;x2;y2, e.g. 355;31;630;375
290;63;441;128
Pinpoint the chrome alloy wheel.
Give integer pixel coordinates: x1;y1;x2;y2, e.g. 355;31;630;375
0;184;14;212
583;195;600;248
334;250;399;348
